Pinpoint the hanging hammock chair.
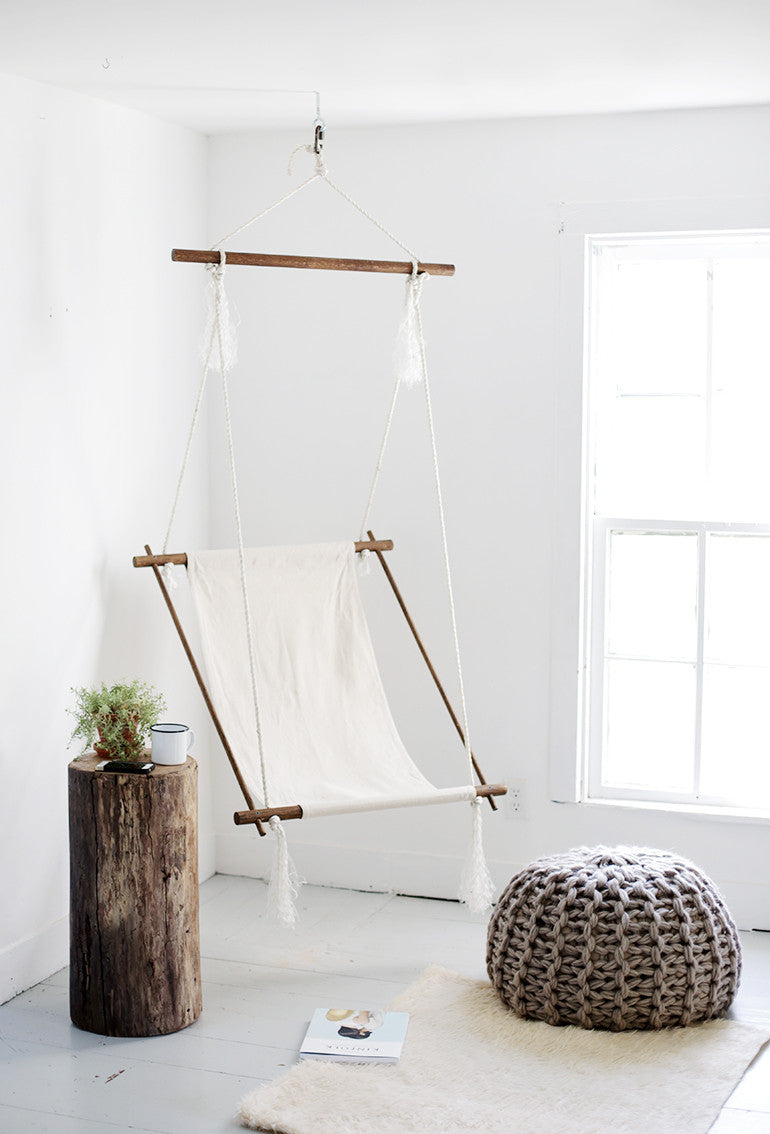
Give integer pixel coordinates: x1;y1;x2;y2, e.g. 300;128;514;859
135;137;506;923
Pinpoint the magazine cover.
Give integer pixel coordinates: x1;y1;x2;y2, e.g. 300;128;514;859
299;1008;409;1063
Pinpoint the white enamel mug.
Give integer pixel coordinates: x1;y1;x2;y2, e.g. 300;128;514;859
151;723;195;766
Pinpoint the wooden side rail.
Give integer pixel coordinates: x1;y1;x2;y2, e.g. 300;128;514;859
367;530;499;811
133;539;393;570
233;783;507;827
140;543;266;837
172;249;455;277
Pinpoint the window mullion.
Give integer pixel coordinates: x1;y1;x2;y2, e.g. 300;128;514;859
705;259;714;511
588;517;610;799
693;528;707;799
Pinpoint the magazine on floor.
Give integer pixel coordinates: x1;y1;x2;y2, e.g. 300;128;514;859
298;1008;409;1063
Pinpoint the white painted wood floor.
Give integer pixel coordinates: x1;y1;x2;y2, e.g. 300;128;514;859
1;875;769;1133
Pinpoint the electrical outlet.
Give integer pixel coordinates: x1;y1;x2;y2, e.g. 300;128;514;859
504;778;528;819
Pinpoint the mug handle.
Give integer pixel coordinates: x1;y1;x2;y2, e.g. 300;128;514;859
186;729;195;753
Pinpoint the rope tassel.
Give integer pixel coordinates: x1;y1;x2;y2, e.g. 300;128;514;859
203;260;238;374
458;798;495;914
393;271;427;388
160;563;178;593
267;816;301;927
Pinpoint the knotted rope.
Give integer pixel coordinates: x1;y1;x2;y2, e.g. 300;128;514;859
359;257;493;912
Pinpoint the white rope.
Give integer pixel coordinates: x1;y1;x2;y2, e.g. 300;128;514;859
398;271;493;911
393;270;428;388
159;171;311;564
212;149;417;267
358;371;402;543
267;815;301;927
320;171;419;263
412;287;474;783
216;254;301;926
159;314;219;590
203;261;238;373
211;171;321;250
358;270;426;543
458;797;495;913
213;255;271;812
287;144;326;178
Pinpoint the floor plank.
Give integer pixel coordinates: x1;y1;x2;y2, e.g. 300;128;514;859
0;876;768;1134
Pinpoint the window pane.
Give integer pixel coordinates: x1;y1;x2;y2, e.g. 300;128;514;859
706;535;770;667
710;392;770;521
595;395;706;518
587;234;770;810
712;259;770;394
700;664;770;803
599;259;707;396
607;531;697;660
603;660;695;793
710;259;770;520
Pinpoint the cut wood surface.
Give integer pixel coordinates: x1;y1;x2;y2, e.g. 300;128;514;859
68;753;202;1037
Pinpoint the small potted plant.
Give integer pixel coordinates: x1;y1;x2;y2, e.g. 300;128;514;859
69;679;166;761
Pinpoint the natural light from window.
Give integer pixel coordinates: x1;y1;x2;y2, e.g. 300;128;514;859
585;232;770;811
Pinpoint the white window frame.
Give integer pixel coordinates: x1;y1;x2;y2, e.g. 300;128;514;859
588;518;770;807
549;196;770;811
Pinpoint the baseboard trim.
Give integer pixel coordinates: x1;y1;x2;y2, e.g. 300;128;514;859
214;832;519;903
213;833;769;930
0;916;69;1005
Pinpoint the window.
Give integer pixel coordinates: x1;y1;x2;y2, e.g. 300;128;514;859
584;232;770;810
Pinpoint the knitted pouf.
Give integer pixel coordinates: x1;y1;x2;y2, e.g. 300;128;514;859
486;846;742;1031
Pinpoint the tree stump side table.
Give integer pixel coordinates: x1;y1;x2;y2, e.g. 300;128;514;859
68;753;202;1036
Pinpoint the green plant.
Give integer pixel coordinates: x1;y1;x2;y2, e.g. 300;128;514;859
69;679;166;761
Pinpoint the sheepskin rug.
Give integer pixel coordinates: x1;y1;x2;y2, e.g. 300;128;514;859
238;965;769;1134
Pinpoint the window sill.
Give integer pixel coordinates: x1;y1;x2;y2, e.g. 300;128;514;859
581;796;770;826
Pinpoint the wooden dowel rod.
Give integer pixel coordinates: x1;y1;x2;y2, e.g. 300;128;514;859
133;540;393;570
172;249;455;277
475;783;507;799
234;804;303;826
141;543;266;837
367;530;498;811
134;552;188;568
233;785;506;827
355;539;393;555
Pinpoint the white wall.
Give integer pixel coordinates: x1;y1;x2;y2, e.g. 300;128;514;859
7;90;767;1005
0;73;213;1003
208;105;770;929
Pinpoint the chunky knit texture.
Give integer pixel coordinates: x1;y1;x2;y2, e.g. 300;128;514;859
486;846;742;1031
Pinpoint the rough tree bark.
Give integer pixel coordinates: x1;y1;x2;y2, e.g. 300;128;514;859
68;753;201;1036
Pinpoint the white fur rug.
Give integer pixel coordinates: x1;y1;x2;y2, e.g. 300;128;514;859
238;965;769;1134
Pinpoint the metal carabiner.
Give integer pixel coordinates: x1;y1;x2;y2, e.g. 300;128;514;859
313;118;325;155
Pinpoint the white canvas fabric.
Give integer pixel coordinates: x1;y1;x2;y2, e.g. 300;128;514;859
187;542;475;817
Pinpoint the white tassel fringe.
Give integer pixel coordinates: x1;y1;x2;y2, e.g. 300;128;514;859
203;262;238;374
393;272;427;388
267;816;301;927
458;798;495;914
160;563;178;592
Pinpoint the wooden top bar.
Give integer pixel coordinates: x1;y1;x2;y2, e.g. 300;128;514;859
133;539;394;570
171;249;455;277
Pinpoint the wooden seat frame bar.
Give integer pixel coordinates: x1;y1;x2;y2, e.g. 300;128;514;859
135;535;504;836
